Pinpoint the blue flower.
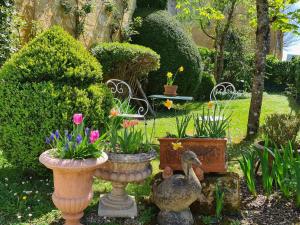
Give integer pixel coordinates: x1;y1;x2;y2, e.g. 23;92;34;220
76;134;82;144
67;133;72;141
85;128;90;136
45;137;50;145
65;143;69;151
50;133;55;141
55;130;60;139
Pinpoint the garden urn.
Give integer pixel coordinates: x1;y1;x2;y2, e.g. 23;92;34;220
39;150;108;225
95;150;157;218
164;85;178;96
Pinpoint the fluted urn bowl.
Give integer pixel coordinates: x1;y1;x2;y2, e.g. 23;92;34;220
95;150;157;218
39;150;108;225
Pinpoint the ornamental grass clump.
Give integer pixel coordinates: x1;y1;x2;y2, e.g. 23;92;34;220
239;150;257;197
46;113;104;159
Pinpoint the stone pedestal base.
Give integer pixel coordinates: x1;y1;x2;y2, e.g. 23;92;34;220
157;209;194;225
98;182;137;218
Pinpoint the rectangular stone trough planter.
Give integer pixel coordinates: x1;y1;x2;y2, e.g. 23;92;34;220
159;138;227;173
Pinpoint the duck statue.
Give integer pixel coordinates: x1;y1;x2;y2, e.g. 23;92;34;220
152;150;206;225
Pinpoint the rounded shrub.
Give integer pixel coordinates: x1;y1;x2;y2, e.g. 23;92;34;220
196;72;216;101
0;26;102;86
0;26;113;173
91;42;160;81
137;0;167;10
132;10;203;97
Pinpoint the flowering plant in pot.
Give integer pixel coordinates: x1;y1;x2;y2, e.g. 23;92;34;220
159;102;231;179
39;113;108;225
164;66;184;96
95;112;156;218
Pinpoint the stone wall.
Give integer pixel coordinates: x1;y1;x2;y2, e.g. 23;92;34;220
15;0;136;47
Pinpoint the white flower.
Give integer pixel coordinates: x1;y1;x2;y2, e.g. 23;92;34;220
28;213;32;217
37;199;40;202
35;191;39;194
22;181;25;184
17;214;22;219
5;177;8;181
14;193;17;196
23;191;32;195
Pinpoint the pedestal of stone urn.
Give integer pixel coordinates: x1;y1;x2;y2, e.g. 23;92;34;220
95;150;156;218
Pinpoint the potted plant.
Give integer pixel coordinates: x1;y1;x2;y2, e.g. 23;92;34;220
39;113;108;225
159;103;230;179
95;114;156;218
164;66;184;96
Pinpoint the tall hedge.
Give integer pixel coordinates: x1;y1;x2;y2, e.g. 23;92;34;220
132;10;203;97
0;26;113;173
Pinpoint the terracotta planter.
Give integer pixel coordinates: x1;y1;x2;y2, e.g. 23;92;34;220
164;85;178;96
39;150;108;225
95;150;156;218
159;138;227;178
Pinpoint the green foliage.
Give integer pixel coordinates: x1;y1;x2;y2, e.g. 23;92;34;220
293;160;300;207
215;183;224;219
0;26;102;85
0;0;14;66
136;0;167;10
238;150;257;196
259;142;274;196
261;113;300;148
197;72;216;100
60;0;93;38
273;144;294;198
0;26;113;172
175;115;192;138
194;105;231;138
132;10;203;98
91;42;160;81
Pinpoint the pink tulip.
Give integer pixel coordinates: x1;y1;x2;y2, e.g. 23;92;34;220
73;113;83;125
90;130;100;143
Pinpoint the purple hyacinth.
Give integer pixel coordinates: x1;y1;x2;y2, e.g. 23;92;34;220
50;133;55;141
85;127;90;136
55;130;60;139
67;133;72;141
45;137;50;145
76;134;82;144
65;143;69;151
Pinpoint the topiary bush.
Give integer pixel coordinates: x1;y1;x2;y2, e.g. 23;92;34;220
91;42;160;82
0;26;113;173
132;10;203;98
0;25;102;85
196;72;216;101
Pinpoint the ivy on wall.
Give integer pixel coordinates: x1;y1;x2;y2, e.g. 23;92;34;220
0;0;14;66
60;0;93;39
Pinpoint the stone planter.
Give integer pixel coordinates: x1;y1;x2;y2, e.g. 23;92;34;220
39;150;108;225
164;85;178;96
95;150;157;218
159;138;227;178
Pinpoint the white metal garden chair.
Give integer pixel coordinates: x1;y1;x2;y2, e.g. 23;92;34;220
106;79;150;119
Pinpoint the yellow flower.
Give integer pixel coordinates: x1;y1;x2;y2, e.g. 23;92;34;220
207;101;214;110
167;72;173;78
22;196;27;201
172;142;183;151
178;66;184;72
164;99;173;110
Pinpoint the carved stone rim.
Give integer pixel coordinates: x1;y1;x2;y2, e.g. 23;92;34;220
39;149;108;171
106;149;157;163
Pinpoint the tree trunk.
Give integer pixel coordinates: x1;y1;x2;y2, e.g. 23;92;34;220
246;0;270;139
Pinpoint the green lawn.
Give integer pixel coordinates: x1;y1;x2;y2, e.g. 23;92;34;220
0;93;298;225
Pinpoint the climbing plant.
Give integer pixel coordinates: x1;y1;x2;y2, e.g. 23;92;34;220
60;0;93;39
0;0;14;66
